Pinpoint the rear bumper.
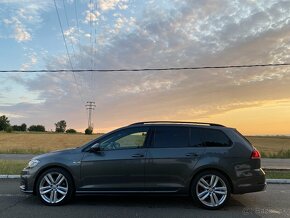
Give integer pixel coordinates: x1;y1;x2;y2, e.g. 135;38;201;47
233;181;266;194
232;168;266;194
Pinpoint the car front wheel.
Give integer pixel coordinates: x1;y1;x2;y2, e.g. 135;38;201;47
36;168;74;206
191;170;231;210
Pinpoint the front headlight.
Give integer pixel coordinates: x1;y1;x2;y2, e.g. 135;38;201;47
27;159;40;168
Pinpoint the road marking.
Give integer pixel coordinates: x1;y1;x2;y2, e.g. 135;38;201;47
0;175;20;179
268;209;281;214
0;194;28;197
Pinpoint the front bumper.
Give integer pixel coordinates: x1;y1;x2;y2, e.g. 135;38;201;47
19;169;35;194
233;168;266;194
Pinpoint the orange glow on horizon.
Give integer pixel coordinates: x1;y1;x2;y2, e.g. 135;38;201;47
196;100;290;135
76;100;290;136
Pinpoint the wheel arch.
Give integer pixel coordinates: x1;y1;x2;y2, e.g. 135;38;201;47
189;166;234;194
33;164;75;194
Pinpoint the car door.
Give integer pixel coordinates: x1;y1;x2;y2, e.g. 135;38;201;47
145;126;205;192
79;126;150;192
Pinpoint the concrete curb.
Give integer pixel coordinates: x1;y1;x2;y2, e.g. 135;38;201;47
0;175;290;184
0;175;20;179
266;179;290;184
264;168;290;171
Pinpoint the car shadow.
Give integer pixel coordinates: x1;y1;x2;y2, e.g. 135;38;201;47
20;193;247;212
69;195;246;210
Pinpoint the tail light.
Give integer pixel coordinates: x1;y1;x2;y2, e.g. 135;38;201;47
251;149;261;159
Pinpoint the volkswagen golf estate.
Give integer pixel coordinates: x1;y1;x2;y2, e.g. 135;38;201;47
20;121;266;209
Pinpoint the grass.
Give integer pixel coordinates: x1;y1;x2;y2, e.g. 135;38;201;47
0;132;102;154
260;150;290;159
0;160;27;175
264;170;290;179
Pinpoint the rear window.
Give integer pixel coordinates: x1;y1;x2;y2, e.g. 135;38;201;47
190;128;232;147
233;129;253;147
153;126;189;148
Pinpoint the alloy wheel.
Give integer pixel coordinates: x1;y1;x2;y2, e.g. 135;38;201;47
195;174;228;208
39;172;68;204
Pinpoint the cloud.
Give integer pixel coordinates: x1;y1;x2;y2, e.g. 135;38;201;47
98;0;129;11
63;27;79;44
14;23;31;42
0;0;52;42
84;9;100;23
2;17;31;42
20;52;37;70
3;0;290;132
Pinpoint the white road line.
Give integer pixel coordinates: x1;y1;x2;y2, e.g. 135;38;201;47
267;179;290;184
0;194;28;197
0;175;20;179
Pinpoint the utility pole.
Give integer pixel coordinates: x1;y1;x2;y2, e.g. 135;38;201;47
85;101;96;130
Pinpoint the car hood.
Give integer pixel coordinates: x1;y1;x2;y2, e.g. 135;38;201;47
31;147;79;160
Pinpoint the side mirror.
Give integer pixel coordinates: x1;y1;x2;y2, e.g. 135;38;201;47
89;143;101;153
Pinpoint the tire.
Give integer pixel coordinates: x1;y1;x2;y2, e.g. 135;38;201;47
36;168;74;206
191;170;231;210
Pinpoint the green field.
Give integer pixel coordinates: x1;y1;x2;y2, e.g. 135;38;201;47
0;132;289;158
0;160;27;175
265;170;290;179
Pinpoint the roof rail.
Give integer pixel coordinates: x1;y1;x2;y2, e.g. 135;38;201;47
129;121;224;127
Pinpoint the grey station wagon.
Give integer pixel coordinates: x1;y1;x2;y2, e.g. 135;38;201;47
20;121;266;209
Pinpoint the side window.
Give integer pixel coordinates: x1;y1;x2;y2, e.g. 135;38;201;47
190;128;204;147
191;128;231;147
153;126;189;148
99;127;149;150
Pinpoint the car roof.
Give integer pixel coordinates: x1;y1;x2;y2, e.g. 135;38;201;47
129;121;227;128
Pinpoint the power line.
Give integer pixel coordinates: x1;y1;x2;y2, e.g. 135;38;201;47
89;0;95;101
89;0;93;71
53;0;84;103
73;0;91;102
92;0;98;104
62;0;92;101
73;0;83;58
74;0;80;47
62;0;77;57
3;62;290;73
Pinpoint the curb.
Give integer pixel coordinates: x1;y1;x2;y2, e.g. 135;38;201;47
264;168;290;171
266;179;290;184
0;175;290;184
0;175;20;179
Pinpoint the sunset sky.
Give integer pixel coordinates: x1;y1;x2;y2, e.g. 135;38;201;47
1;0;290;135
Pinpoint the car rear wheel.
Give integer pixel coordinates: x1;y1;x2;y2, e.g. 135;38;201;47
36;168;74;206
191;170;231;210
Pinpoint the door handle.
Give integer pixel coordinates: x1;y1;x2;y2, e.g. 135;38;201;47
131;154;144;158
185;153;199;157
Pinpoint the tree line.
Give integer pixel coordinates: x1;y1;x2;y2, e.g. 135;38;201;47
0;115;92;134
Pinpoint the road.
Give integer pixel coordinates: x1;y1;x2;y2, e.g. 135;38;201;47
0;179;289;218
1;154;290;169
261;158;290;170
0;154;35;160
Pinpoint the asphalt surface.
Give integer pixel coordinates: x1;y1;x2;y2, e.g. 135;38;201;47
0;179;289;218
1;154;290;169
0;154;35;160
261;158;290;170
